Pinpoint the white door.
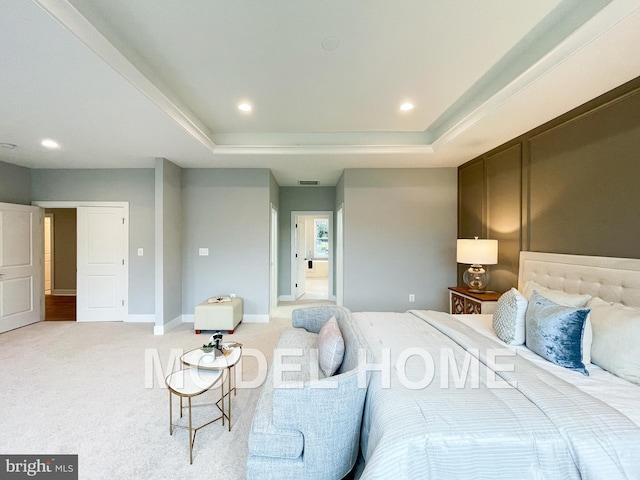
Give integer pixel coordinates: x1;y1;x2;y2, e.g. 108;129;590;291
77;206;125;322
295;218;306;299
0;203;42;333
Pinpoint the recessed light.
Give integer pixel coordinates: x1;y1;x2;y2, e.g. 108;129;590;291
41;138;60;149
238;103;252;112
400;103;414;111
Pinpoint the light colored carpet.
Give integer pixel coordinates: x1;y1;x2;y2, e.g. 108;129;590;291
0;313;303;479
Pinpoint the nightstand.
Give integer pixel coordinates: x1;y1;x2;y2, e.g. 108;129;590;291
448;287;501;315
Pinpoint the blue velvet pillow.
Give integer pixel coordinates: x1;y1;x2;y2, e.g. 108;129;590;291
525;291;590;375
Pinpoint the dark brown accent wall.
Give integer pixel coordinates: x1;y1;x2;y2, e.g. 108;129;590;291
458;76;640;293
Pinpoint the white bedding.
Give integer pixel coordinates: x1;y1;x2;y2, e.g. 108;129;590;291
453;313;640;427
354;309;640;479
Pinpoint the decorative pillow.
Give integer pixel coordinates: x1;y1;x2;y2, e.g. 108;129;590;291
522;281;593;363
317;316;345;377
587;297;640;385
525;291;590;375
522;280;592;307
492;288;528;345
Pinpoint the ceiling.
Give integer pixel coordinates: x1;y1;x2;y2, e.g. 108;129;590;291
2;0;640;186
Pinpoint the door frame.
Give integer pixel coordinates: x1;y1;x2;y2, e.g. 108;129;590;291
270;203;278;311
290;210;334;302
32;201;129;319
336;204;344;306
44;213;54;294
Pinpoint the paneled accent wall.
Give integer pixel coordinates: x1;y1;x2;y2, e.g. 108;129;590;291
458;75;640;293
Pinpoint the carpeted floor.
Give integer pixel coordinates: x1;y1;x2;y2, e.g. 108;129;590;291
0;309;322;479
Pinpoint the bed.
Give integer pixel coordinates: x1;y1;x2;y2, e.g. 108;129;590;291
352;251;640;479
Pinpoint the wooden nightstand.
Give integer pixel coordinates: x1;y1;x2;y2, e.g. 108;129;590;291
449;287;501;315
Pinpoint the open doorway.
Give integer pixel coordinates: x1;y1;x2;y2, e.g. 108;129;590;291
291;211;333;302
44;208;77;321
35;201;129;323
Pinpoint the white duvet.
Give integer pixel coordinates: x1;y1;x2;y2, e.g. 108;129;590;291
354;310;640;480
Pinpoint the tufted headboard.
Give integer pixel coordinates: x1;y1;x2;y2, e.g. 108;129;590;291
518;251;640;307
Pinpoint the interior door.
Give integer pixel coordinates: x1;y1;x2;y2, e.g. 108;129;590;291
0;202;43;333
77;206;125;321
295;218;306;299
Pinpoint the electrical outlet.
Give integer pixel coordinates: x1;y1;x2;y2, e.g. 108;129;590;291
409;294;415;302
230;293;236;298
199;248;209;256
137;248;144;256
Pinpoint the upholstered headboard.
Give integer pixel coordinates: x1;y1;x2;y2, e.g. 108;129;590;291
518;251;640;308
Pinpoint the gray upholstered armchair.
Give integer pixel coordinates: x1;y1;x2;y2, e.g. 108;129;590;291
247;306;371;479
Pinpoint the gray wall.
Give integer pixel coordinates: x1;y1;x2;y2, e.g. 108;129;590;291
0;160;31;205
182;169;271;316
342;168;458;312
45;208;77;291
278;186;336;297
31;169;155;314
458;76;640;293
155;159;183;326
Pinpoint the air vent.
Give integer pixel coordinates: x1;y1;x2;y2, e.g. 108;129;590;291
298;180;319;186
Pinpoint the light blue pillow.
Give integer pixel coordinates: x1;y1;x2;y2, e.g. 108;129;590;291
525;291;590;375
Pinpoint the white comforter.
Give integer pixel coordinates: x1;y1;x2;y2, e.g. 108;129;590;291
354;310;640;480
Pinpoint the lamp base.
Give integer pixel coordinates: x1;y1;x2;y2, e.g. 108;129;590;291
463;264;489;292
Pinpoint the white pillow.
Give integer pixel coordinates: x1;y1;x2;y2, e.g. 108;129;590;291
317;316;345;377
522;281;592;364
522;281;592;307
492;288;528;345
587;297;640;385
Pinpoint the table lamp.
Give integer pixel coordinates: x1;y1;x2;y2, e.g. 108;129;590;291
457;237;498;293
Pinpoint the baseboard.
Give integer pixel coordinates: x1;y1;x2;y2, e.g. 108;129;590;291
126;314;155;323
243;314;269;323
181;313;268;324
51;289;76;296
153;314;182;335
279;295;295;302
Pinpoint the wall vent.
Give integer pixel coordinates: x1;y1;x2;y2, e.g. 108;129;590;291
298;180;319;186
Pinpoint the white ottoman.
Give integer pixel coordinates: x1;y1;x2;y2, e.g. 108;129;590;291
194;297;243;334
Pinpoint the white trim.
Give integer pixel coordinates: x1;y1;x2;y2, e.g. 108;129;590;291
270;203;279;311
210;144;433;155
181;313;268;324
153;314;182;335
126;314;155;323
336;203;344;306
243;314;269;324
279;295;295;302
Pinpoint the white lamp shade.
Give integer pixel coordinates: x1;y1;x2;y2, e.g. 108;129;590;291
457;238;498;265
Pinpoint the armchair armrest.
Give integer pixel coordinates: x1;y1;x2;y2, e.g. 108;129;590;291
292;306;352;333
271;369;367;479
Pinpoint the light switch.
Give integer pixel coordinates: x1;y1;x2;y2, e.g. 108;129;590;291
137;248;144;256
199;248;209;256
